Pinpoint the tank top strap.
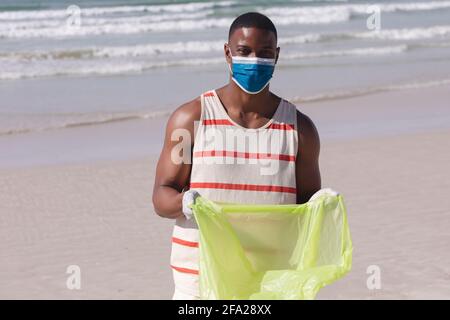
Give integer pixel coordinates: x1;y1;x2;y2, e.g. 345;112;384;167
272;99;298;131
200;90;223;121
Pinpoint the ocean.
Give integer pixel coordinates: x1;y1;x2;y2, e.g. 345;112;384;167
0;0;450;136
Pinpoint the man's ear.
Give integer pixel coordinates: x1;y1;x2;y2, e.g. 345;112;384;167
224;43;232;64
275;47;280;64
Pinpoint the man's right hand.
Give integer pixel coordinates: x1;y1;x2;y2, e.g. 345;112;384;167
182;190;201;220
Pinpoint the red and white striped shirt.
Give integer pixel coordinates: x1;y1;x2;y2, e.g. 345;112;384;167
170;89;298;296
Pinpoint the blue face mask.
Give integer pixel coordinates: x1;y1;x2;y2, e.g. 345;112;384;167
228;54;276;94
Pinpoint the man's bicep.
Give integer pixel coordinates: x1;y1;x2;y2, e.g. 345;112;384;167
154;104;198;192
154;137;191;192
296;155;321;204
295;112;321;204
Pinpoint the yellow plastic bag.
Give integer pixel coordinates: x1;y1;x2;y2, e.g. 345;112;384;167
191;188;353;300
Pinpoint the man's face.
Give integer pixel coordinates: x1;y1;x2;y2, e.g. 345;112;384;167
225;27;279;63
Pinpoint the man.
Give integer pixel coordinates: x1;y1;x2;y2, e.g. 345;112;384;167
152;12;321;299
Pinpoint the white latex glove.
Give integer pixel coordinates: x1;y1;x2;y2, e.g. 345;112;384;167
182;190;201;220
309;188;339;202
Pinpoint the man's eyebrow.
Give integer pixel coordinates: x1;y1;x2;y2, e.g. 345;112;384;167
235;44;275;49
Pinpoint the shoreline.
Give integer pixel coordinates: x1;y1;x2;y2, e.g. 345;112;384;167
1;84;449;169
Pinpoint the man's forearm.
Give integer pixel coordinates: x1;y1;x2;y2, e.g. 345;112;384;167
152;185;184;219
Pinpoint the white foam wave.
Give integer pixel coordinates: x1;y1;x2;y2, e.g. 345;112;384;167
2;22;449;66
354;25;450;40
1;1;450;39
0;44;411;81
3;21;432;63
0;17;233;38
0;57;224;80
263;1;450;17
283;45;408;60
0;11;213;32
0;13;342;39
12;0;450;24
270;7;351;25
95;33;326;58
372;1;450;13
0;34;326;61
0;1;235;20
3;17;450;42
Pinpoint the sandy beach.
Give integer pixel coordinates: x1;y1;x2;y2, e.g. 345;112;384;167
1;84;449;299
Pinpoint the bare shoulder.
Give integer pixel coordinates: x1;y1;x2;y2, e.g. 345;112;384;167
296;109;320;153
166;96;201;132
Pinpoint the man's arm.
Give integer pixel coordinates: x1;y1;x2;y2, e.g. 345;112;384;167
295;110;322;204
152;98;201;219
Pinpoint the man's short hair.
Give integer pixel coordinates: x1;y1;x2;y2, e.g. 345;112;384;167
228;12;277;41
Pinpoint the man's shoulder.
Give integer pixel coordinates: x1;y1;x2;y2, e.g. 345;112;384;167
295;109;320;148
167;96;202;130
295;109;315;130
173;96;202;120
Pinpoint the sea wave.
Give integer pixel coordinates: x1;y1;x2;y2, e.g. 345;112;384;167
1;1;450;39
2;1;450;38
1;0;447;23
0;44;410;80
0;35;320;61
353;25;450;40
0;58;224;80
0;17;233;38
283;45;408;59
3;21;449;40
0;11;213;31
0;14;346;39
262;1;450;17
0;33;313;61
2;23;449;62
0;1;236;20
5;21;450;61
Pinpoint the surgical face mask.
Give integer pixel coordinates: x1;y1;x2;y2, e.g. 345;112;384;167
228;52;276;94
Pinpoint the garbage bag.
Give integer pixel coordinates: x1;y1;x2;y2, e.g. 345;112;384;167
191;188;353;300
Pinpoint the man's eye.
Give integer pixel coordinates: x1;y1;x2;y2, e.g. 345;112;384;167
237;49;250;55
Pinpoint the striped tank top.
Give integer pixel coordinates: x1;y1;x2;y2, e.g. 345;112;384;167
170;89;299;296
